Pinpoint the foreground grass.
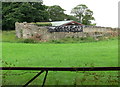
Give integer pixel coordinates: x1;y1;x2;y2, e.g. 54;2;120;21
2;40;118;67
2;39;118;85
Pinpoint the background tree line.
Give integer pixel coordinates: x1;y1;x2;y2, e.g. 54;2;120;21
2;1;95;30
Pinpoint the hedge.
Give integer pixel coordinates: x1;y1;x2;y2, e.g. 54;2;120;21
32;22;52;26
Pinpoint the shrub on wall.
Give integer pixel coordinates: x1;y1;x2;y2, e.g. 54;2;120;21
32;22;52;26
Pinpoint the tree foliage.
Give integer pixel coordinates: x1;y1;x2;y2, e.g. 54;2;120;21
47;5;78;21
2;2;96;30
65;14;78;21
47;5;66;21
71;4;95;25
2;2;49;30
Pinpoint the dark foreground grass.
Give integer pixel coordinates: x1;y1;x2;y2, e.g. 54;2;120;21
2;39;118;85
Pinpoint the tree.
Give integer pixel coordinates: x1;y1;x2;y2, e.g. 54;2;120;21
47;5;66;21
71;4;95;25
65;14;78;21
2;2;21;30
82;9;95;25
2;1;49;30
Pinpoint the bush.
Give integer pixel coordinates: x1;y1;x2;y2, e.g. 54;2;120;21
81;37;95;42
49;40;62;43
32;22;52;26
61;37;96;43
48;37;97;44
23;39;37;43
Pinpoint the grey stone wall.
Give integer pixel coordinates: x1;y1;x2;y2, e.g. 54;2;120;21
15;22;118;41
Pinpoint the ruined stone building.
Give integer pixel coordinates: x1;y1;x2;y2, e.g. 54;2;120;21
15;20;118;41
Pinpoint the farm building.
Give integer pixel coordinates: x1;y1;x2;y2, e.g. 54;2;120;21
48;20;83;32
50;20;83;26
15;20;118;41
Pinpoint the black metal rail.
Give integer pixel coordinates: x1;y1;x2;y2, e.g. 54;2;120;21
1;67;120;71
1;67;120;87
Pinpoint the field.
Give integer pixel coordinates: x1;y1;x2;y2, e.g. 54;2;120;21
1;31;119;85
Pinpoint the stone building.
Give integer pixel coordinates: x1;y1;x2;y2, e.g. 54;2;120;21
15;21;118;41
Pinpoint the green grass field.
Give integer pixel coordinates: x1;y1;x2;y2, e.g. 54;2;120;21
2;39;118;85
2;40;118;67
1;31;119;85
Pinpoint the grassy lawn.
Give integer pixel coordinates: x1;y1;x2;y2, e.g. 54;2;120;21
2;40;118;67
2;38;118;85
2;31;24;43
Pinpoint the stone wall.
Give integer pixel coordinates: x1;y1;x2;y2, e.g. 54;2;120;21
15;22;118;41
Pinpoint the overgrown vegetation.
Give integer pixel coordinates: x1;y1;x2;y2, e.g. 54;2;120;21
49;37;97;43
22;39;38;43
2;31;38;43
32;22;52;26
2;30;117;44
2;30;24;43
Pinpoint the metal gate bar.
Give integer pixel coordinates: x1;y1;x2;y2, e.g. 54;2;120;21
1;67;120;71
23;70;44;87
42;71;48;87
1;67;120;87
